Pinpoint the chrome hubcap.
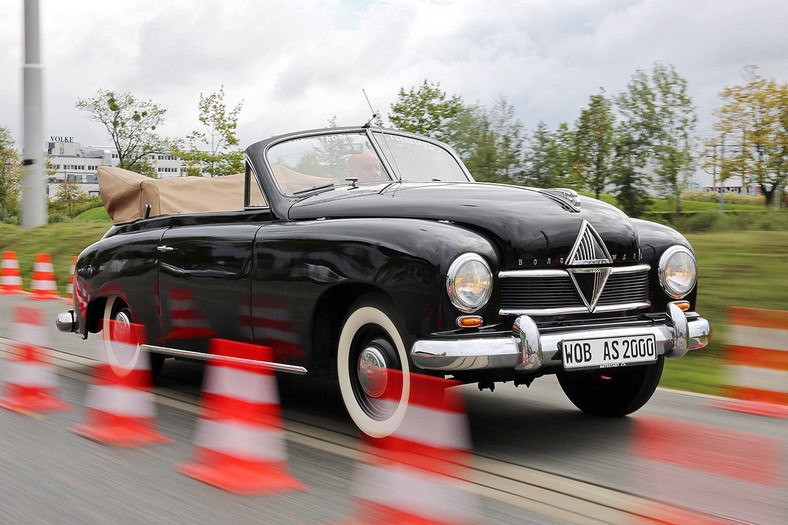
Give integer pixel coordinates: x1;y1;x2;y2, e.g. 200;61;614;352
357;345;388;398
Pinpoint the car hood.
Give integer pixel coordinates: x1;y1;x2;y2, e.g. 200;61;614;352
288;182;640;270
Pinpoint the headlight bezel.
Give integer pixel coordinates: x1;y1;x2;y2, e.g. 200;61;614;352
446;253;493;313
658;245;698;299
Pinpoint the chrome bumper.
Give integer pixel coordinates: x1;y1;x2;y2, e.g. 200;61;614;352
410;303;711;372
56;310;77;333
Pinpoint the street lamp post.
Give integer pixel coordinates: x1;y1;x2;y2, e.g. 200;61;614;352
21;0;47;228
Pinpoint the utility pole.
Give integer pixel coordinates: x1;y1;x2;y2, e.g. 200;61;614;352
21;0;47;227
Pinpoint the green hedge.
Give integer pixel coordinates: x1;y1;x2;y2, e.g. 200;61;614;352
643;210;788;232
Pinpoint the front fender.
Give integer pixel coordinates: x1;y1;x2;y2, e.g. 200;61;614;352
250;218;501;365
632;218;698;312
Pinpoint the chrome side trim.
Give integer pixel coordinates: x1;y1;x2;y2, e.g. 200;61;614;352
141;344;307;375
411;309;710;372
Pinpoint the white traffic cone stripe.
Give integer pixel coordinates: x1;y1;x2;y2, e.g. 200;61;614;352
3;361;59;387
171;316;208;328
32;279;57;291
730;367;788;393
33;261;53;272
257;329;298;344
104;339;146;371
251;306;291;322
13;324;50;349
730;325;788;351
1;275;18;285
194;419;287;461
381;399;471;450
4;259;20;269
356;462;477;523
202;366;279;405
84;385;157;417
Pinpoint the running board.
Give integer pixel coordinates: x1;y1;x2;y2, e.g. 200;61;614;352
141;344;308;375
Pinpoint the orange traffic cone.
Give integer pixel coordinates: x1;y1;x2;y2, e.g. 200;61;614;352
63;256;77;305
176;339;306;494
711;306;788;418
166;286;216;339
71;321;171;446
343;371;480;524
0;305;71;413
28;253;61;300
0;251;29;295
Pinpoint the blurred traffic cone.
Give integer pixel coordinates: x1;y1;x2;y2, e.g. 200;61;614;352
176;339;306;494
629;415;785;524
63;256;77;305
711;306;788;418
71;321;171;446
0;305;71;413
0;251;29;295
28;253;61;300
166;286;216;340
344;371;480;525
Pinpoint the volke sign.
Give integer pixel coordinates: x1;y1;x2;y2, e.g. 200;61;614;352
50;136;74;143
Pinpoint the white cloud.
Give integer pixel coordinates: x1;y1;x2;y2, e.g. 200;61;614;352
0;0;786;152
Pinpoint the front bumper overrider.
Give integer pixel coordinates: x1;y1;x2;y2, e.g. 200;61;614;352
410;302;711;372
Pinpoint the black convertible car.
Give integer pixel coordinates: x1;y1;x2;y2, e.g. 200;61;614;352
57;126;710;437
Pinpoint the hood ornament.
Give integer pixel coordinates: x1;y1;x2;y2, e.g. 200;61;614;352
541;188;581;212
566;220;612;312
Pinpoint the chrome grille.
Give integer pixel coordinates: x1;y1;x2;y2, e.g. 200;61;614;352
499;265;650;315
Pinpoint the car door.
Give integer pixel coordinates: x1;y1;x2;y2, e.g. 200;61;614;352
158;217;260;351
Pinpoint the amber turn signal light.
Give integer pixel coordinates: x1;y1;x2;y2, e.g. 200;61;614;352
457;316;483;328
675;301;690;311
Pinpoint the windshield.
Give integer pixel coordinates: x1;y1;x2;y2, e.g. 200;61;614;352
372;131;469;182
265;131;470;196
266;132;387;196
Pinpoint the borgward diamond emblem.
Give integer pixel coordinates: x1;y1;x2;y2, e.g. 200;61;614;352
566;220;612;312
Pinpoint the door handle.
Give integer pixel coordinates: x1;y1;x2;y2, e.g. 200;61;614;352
157;245;174;252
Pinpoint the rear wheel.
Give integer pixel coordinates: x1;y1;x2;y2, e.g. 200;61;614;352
337;295;410;438
102;296;164;377
556;356;664;417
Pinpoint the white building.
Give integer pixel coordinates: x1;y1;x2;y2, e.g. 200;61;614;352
45;136;185;199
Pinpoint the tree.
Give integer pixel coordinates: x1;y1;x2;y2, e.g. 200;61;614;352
54;175;87;217
388;80;465;144
76;89;169;176
573;90;615;199
710;66;788;206
459;98;525;183
0;126;22;217
611;128;652;217
521;121;575;188
175;86;245;177
616;63;697;215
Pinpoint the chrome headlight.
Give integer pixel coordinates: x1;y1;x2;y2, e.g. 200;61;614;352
658;246;697;299
446;254;492;313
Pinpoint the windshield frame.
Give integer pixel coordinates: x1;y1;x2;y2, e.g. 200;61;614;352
261;128;473;197
368;128;474;183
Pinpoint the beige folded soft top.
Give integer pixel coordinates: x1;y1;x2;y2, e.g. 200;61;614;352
98;166;264;225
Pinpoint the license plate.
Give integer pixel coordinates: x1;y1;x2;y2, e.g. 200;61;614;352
561;334;657;370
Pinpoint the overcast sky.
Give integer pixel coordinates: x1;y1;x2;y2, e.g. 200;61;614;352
1;0;786;153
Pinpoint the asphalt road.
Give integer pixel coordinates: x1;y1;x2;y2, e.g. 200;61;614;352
1;295;786;524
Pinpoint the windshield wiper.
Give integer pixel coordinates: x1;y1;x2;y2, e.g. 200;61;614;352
293;182;335;195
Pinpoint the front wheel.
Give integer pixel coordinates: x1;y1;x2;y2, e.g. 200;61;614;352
336;296;411;438
556;356;665;417
102;296;164;377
